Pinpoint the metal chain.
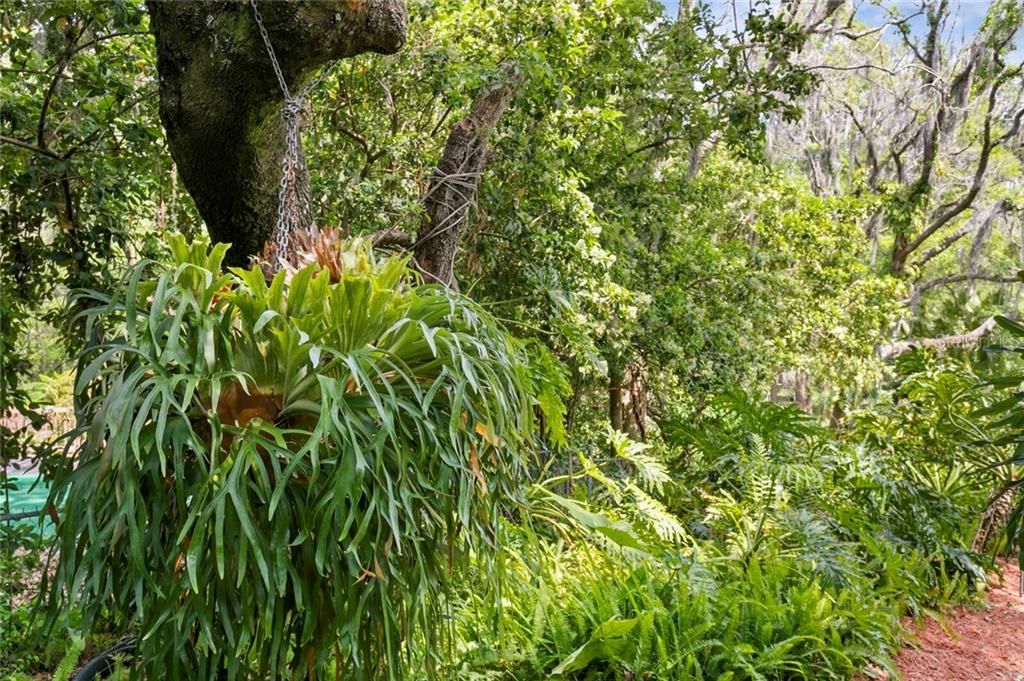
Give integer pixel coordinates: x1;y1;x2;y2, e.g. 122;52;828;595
249;0;338;267
249;0;290;99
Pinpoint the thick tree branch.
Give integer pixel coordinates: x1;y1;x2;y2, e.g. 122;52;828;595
891;61;1020;273
147;0;407;264
877;315;1004;359
0;135;65;160
907;272;1021;307
369;226;414;249
905;79;1001;252
911;198;1010;270
921;272;1020;291
413;65;522;288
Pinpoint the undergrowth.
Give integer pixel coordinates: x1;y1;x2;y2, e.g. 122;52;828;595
447;379;1002;680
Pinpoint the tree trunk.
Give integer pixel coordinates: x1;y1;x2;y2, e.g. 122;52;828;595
890;232;910;276
624;360;648;441
147;0;407;265
793;370;811;413
608;365;625;433
828;402;844;430
414;66;520;287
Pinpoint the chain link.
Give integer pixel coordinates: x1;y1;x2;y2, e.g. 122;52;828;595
249;0;290;99
249;0;338;268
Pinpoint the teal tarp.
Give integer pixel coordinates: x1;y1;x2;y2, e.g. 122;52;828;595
3;474;52;532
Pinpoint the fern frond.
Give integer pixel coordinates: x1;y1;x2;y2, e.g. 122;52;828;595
628;483;690;545
51;635;85;681
609;427;671;493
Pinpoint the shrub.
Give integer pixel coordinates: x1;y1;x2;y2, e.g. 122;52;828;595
453;536;901;680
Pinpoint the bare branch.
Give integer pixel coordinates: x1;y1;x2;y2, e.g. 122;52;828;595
877;315;1001;359
369;226;414;250
801;63;899;76
909;272;1019;307
414;64;522;288
998;103;1024;146
0;134;65;160
913;272;1020;297
840;101;880;186
625;134;688;158
895;66;1018;267
911;199;1010;270
813;9;924;41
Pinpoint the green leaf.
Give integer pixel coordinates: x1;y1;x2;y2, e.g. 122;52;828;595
552;617;640;674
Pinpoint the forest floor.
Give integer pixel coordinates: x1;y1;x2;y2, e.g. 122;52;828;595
895;559;1024;680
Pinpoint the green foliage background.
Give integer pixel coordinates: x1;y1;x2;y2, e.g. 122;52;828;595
2;0;1023;679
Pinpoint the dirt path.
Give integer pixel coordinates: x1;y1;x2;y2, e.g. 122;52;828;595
895;560;1024;681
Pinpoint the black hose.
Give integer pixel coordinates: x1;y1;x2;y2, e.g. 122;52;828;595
71;639;136;681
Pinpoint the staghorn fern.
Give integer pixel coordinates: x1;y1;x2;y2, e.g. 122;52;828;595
46;235;541;680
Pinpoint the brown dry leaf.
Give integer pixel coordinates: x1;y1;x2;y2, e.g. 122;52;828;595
468;443;487;493
208;284;230;311
257;228;352;284
474;421;503;447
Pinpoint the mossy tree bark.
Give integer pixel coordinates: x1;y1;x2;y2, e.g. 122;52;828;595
147;0;407;265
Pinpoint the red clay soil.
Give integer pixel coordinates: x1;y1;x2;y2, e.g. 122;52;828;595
895;560;1024;681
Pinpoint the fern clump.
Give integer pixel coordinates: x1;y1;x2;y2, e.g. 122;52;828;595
47;235;538;680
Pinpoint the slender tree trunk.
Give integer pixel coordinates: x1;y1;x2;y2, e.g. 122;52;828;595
829;402;844;430
890;232;911;275
608;365;625;433
793;370;811;413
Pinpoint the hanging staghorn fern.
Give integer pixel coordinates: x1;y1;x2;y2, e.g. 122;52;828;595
45;234;539;680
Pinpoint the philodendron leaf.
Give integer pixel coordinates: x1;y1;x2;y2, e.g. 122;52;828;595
544;492;649;552
552;617;640;675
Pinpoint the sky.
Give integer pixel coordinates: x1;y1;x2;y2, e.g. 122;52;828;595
660;1;998;46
